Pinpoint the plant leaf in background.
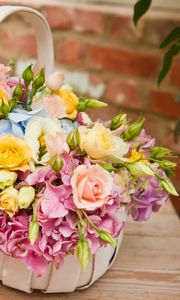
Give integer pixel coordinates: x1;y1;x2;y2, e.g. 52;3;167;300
174;119;180;144
160;27;180;48
133;0;152;25
158;43;180;85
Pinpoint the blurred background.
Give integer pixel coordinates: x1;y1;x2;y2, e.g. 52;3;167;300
0;0;179;212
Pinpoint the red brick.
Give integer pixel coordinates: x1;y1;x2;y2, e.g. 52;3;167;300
150;89;179;118
170;59;180;88
110;16;144;42
1;30;36;58
41;6;104;34
161;130;180;154
144;20;180;45
41;6;74;29
105;78;141;109
57;39;87;66
89;45;160;78
73;9;104;34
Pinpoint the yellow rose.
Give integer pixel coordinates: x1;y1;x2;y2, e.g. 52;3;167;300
0;186;19;217
0;90;9;116
55;85;79;119
79;123;129;162
0;135;32;171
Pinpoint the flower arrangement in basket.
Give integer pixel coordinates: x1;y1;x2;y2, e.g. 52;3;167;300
0;5;178;294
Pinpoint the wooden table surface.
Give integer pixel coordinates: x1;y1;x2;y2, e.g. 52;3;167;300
0;200;180;300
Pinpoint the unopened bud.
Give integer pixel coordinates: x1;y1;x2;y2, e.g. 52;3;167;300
29;220;39;245
159;177;178;196
33;68;45;89
77;238;90;272
99;230;117;247
22;64;33;86
123;117;145;141
50;156;64;171
67;128;80;150
110;113;127;130
86;99;107;109
127;161;154;177
0;100;9;118
18;186;35;209
0;170;17;190
13;82;23;98
150;147;172;159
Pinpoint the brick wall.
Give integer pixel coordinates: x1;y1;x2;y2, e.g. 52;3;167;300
0;1;179;208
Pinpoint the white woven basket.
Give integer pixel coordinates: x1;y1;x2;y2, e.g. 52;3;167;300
0;6;125;294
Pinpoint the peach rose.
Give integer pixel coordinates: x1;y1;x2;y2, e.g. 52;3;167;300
71;164;113;211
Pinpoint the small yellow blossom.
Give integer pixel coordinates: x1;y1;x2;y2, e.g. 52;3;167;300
128;149;147;163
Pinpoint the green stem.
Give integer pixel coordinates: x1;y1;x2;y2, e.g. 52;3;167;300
32;199;38;222
77;222;83;239
24;84;29;110
82;210;99;232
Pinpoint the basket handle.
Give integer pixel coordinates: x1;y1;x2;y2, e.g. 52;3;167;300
0;6;54;75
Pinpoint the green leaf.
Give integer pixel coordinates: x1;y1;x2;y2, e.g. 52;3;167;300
160;27;180;48
174;119;180;144
158;43;180;85
133;0;152;26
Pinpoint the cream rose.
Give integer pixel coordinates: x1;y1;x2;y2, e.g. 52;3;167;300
79;123;129;162
71;164;113;211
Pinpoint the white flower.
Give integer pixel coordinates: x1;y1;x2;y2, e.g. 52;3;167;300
24;116;63;164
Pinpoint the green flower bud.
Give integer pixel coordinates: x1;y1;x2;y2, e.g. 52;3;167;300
86;99;107;109
102;163;116;172
13;83;23;98
9;97;17;111
50;156;64;171
29;220;39;245
18;186;35;209
99;230;117;247
34;68;45;89
127;161;154;177
158;160;176;169
67;128;80;150
150;147;172;160
77;238;90;272
22;64;33;86
159;177;178;196
110;113;127;130
77;99;89;112
0;100;9;118
0;170;17;190
123;117;145;141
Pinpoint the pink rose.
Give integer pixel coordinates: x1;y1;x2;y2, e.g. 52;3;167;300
71;165;113;211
